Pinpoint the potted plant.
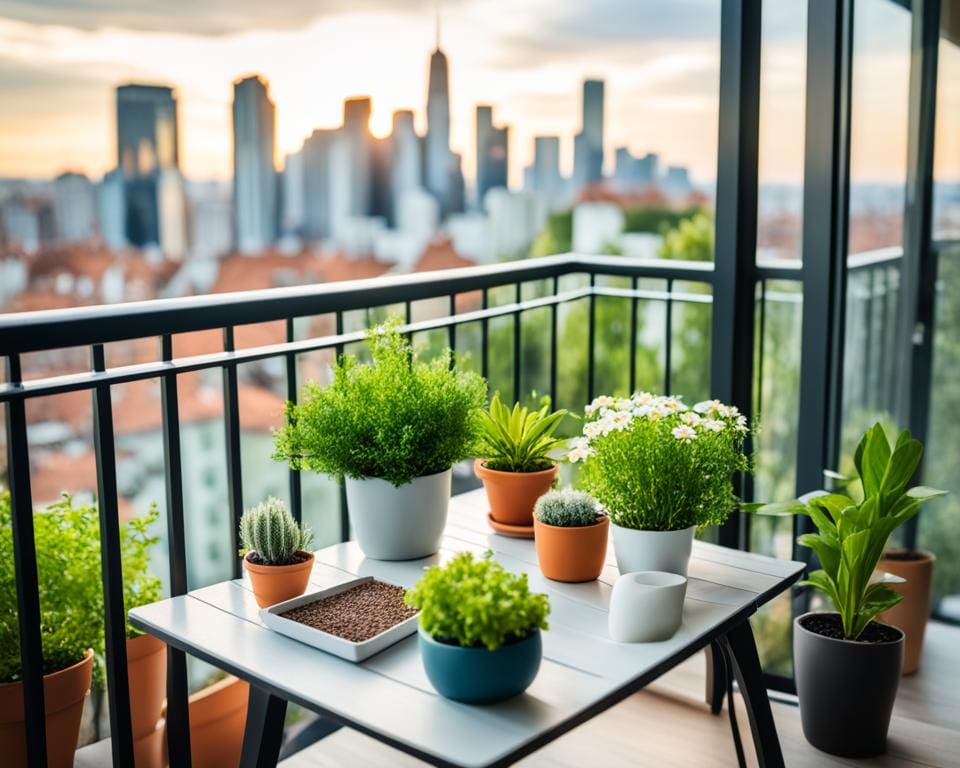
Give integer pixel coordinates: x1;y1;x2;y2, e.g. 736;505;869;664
877;547;935;675
572;393;750;576
474;393;568;533
532;489;608;582
760;423;945;757
239;497;315;608
0;492;100;768
162;673;249;768
275;324;486;560
403;551;550;704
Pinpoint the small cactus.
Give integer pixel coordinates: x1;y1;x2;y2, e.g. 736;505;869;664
239;497;313;565
534;489;602;527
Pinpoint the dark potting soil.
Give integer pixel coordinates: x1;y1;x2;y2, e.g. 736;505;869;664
245;550;312;566
882;548;928;562
281;580;418;642
800;613;901;644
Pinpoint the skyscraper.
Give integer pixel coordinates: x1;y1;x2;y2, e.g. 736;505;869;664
573;79;605;188
301;128;338;240
232;75;278;254
425;36;453;215
533;136;563;212
116;84;179;248
389;110;421;225
475;105;508;211
53;172;97;242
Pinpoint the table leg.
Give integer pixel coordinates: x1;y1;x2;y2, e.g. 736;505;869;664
720;621;786;768
705;641;726;715
240;685;288;768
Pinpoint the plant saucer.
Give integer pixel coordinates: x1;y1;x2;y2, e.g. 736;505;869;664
487;512;535;539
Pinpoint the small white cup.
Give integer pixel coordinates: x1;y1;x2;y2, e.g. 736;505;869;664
608;571;687;643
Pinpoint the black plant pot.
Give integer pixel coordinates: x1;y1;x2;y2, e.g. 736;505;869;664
794;612;904;757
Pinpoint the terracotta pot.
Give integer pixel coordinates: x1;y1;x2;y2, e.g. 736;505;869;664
243;551;315;608
127;634;167;739
0;649;93;768
878;549;935;675
134;719;165;768
475;459;558;527
162;676;249;768
533;515;609;582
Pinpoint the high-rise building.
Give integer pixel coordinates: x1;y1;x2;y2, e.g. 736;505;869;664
302;128;337;240
425;39;453;215
532;136;563;212
573;79;605;188
232;75;278;254
53;172;97;242
280;151;305;237
389;110;421;226
475;105;508;211
98;170;126;250
116;84;179;248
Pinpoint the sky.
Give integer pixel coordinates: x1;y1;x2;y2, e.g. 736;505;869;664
0;0;951;187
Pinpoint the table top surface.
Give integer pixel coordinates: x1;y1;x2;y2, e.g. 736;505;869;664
130;489;805;768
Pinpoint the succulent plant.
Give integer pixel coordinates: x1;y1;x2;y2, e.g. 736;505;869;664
239;497;313;566
534;489;602;527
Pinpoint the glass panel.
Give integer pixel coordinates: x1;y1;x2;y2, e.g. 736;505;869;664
933;6;960;239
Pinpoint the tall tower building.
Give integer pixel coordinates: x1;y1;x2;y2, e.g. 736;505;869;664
533;136;563;211
389;110;421;225
232;75;278;254
573;79;605;188
475;105;508;211
425;20;453;215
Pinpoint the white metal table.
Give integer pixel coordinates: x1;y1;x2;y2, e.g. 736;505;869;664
130;489;804;768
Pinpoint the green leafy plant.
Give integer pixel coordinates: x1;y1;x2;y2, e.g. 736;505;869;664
478;393;568;472
534;489;601;527
572;393;751;531
404;551;550;651
759;423;946;640
274;323;487;487
0;492;162;683
239;497;313;565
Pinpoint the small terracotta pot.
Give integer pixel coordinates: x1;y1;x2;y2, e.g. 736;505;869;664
0;649;93;768
243;551;315;608
127;633;167;740
534;515;609;582
134;719;165;768
475;459;558;527
162;675;249;768
878;549;935;675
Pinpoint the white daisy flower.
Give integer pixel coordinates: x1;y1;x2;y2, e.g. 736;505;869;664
566;444;594;463
584;420;604;440
615;397;633;412
672;424;698;442
694;399;722;415
680;412;702;426
704;419;726;432
632;391;654;406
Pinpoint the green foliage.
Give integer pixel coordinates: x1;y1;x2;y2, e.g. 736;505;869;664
529;210;573;257
274;323;487;487
575;394;751;531
623;206;704;235
534;489;601;527
0;492;162;683
239;497;313;566
478;393;568;472
760;423;946;640
404;551;550;651
658;212;713;262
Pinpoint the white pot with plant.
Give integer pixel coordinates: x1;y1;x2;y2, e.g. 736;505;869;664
274;323;486;561
570;393;751;576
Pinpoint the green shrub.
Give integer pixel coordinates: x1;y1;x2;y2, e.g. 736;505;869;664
759;423;946;640
239;497;313;565
534;489;601;527
274;323;487;487
573;393;751;531
478;393;568;472
0;492;162;683
404;551;550;651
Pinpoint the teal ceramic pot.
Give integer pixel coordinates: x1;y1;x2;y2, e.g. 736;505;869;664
418;627;542;704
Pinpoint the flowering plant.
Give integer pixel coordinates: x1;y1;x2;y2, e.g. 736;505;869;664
570;392;751;531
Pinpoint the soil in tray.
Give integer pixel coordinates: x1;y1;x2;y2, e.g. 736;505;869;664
280;580;418;642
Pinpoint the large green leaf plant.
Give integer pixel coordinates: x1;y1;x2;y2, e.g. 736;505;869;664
478;393;568;473
761;423;945;640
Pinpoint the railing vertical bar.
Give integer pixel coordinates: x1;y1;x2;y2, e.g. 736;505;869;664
285;319;303;524
587;275;596;402
90;343;135;767
550;276;559;407
222;327;243;579
481;289;489;382
448;294;457;369
629;276;638;394
159;334;192;766
664;279;674;394
4;354;47;767
335;312;350;542
513;283;522;403
878;266;891;411
863;270;875;409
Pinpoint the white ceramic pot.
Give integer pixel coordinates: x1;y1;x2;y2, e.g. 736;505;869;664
345;469;451;560
610;523;695;576
608;571;687;643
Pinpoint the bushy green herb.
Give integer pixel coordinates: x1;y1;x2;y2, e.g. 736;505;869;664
404;551;550;651
572;393;751;531
534;489;601;527
274;323;487;487
239;497;313;565
0;492;162;683
478;393;568;472
758;423;946;640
